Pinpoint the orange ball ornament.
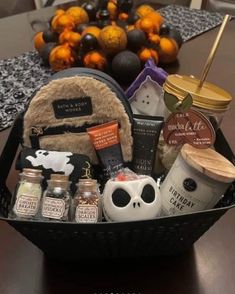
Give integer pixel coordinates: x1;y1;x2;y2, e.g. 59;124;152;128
118;12;129;21
126;25;135;32
148;33;160;45
66;6;89;26
136;5;155;18
158;37;179;63
108;1;118;20
83;51;107;71
138;47;159;64
55;9;65;16
51;13;75;33
81;26;101;39
98;25;127;55
51;14;60;30
136;17;159;34
49;44;75;71
59;30;81;48
146;11;164;27
34;32;45;52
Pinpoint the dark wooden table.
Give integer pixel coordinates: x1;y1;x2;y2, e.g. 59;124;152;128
0;3;235;294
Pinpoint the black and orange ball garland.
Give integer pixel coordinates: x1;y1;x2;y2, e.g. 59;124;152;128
34;1;183;84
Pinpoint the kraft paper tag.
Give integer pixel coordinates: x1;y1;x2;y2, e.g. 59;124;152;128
163;109;216;149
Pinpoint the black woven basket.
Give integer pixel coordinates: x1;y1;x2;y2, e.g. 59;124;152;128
0;120;234;261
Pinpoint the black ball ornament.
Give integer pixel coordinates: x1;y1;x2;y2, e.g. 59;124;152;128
127;10;140;24
75;23;89;34
39;42;56;65
127;29;146;52
117;0;133;13
82;2;97;21
42;29;58;43
159;23;170;36
111;50;141;84
168;28;183;48
81;33;98;51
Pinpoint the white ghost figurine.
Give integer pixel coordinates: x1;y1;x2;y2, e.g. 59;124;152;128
129;76;166;117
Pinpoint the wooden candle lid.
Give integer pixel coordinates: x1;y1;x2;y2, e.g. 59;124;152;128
181;144;235;183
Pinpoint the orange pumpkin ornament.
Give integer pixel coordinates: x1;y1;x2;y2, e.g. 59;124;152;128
118;12;129;21
126;25;135;32
81;26;101;39
148;33;160;45
51;14;60;31
138;47;159;64
55;9;65;16
83;51;107;71
108;1;118;20
135;17;159;34
146;11;164;27
136;5;155;18
34;32;45;52
66;6;89;26
158;37;179;63
51;13;75;33
98;25;127;55
59;30;81;48
49;44;75;71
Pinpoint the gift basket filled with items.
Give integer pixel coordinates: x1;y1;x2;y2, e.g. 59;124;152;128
0;1;235;261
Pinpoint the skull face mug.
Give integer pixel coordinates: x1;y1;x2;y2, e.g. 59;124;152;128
102;176;161;222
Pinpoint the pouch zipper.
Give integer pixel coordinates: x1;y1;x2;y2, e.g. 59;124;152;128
29;124;98;149
30;124;98;138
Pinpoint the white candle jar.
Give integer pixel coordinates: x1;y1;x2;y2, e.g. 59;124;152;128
160;144;235;216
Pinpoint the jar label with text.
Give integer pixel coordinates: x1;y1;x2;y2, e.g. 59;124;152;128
75;205;98;223
14;194;40;217
163;109;215;148
42;197;65;220
160;157;227;215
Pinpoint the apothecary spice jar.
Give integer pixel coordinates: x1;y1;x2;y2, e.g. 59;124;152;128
41;174;71;222
10;168;43;220
73;179;101;223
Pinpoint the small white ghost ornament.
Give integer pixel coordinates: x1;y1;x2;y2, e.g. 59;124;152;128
130;76;166;117
102;176;161;222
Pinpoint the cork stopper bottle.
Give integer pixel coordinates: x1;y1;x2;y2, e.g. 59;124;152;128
74;179;101;223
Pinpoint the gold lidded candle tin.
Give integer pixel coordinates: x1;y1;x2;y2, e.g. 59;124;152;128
160;144;235;216
163;74;232;128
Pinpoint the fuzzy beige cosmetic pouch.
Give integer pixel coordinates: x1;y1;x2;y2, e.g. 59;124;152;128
23;68;133;164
